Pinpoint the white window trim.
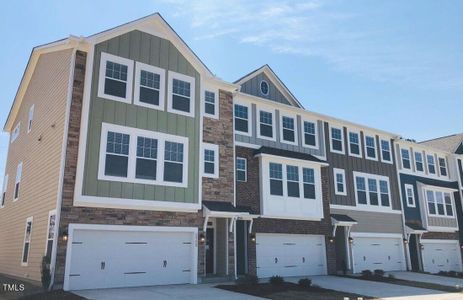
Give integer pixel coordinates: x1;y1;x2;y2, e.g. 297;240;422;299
27;105;34;133
21;216;33;266
97;52;134;104
333;168;347;196
347;130;362;158
44;209;56;255
133;62;166;111
1;174;8;208
257;107;276;141
279;113;298;146
438;157;448;178
301;118;318;149
260;80;269;96
233;101;252;137
98;123;189;188
202;87;219;119
404;184;416;207
353;171;392;211
167;70;196;117
380;138;393;164
414;151;425;174
236;157;247;182
202;143;219;178
329;125;345;154
401;148;411;170
364;134;378;161
426;154;437;175
13;162;22;201
425;188;456;219
11;122;20;143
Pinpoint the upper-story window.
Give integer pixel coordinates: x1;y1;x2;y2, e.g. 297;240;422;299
27;105;34;133
236;157;247;182
414;152;424;172
167;71;195;117
426;189;454;217
14;162;22;200
401;148;411;169
380;139;392;163
281;115;297;144
333;168;347;196
203;90;218;118
427;154;436;174
269;163;283;196
234;104;250;135
354;172;391;209
163;141;185;183
269;162;316;200
134;62;165;110
1;174;8;207
438;157;447;177
135;136;158;181
348;131;361;157
302;168;316;199
260;80;269;95
405;184;415;207
258;110;274;139
330;126;344;154
364;135;377;160
11;122;20;143
21;217;33;266
286;165;300;197
98;52;134;103
203;143;219;178
105;131;130;178
303;121;317;148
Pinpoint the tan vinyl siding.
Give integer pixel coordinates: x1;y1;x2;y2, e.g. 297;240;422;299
330;208;404;234
0;49;72;281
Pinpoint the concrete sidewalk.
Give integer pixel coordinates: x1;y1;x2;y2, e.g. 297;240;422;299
388;271;463;288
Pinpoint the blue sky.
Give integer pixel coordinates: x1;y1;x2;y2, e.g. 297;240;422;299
0;0;462;176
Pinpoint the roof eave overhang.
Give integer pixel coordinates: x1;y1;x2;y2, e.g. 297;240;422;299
254;152;329;166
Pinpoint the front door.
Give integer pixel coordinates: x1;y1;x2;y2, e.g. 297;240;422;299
409;234;420;271
236;220;248;275
206;227;214;274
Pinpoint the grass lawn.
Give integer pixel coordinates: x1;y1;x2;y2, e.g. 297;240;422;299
217;282;376;300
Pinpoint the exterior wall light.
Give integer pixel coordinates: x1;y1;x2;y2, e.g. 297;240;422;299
199;233;206;244
328;236;335;243
403;238;409;245
250;233;256;243
420;243;424;250
348;237;354;244
62;230;68;242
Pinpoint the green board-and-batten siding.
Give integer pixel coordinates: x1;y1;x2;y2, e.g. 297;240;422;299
82;30;200;204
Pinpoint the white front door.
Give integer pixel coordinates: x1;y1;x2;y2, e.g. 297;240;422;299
65;225;197;290
256;233;327;278
421;240;462;273
352;235;405;273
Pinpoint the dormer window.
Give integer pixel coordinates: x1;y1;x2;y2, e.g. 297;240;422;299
260;80;269;95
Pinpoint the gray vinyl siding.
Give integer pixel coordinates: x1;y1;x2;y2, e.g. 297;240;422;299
235;104;325;157
428;216;458;228
240;72;291;106
325;122;401;210
330;209;403;233
82;30;200;203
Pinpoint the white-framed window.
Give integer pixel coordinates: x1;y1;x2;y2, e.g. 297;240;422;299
426;189;454;217
333;168;347;196
269;163;283;196
438;157;448;177
236;157;247;182
203;89;218;119
11;122;20;143
269;162;317;200
202;143;219;178
45;210;56;258
97;52;134;103
1;174;8;207
427;154;436;174
302;120;317;148
380;139;392;163
133;62;165;110
280;114;297;145
354;172;391;209
27;105;34;133
405;184;415;207
348;131;362;157
414;152;424;173
257;109;275;140
302;167;316;199
330;125;344;154
167;71;196;117
286;165;300;198
98;123;189;187
234;103;251;136
401;148;411;169
21;216;33;266
14;162;22;201
364;134;377;160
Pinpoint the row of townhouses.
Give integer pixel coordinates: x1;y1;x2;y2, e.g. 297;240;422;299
0;14;462;291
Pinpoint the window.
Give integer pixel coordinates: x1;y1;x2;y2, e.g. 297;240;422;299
444;193;453;216
281;116;296;144
98;52;134;103
134;62;165;110
356;177;367;204
202;143;219;178
380;139;392;163
11;122;20;143
164;141;184;183
286;165;300;197
405;184;415;207
364;135;377;160
368;179;379;205
438;157;447;176
269;163;283;196
27;105;34;133
14;163;22;200
236;157;247;182
348;131;361;157
45;211;56;259
401;148;411;169
427;155;436;174
136;136;158;180
426;190;436;215
330;126;344;154
354;172;391;208
303;168;316;199
435;192;445;215
303;121;317;147
105;131;130;178
234;104;250;134
1;174;8;207
203;90;218;118
379;180;390;207
415;152;424;172
22;217;33;265
426;189;454;217
167;71;195;117
333;168;346;196
260;80;269;95
259;110;274;139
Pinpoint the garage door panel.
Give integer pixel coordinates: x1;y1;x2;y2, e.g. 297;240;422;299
422;240;462;273
352;236;405;273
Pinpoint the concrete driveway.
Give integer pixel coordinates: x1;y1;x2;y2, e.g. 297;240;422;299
72;283;262;300
389;271;463;288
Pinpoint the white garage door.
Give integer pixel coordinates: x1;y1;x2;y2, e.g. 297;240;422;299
65;225;197;290
422;240;462;274
256;233;327;278
352;235;405;273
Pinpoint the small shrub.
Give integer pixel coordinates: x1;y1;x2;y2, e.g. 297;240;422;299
438;271;449;276
269;275;284;285
457;272;463;278
374;269;385;277
361;270;373;277
236;274;258;286
449;271;458;277
388;274;396;279
298;278;312;288
41;256;51;290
